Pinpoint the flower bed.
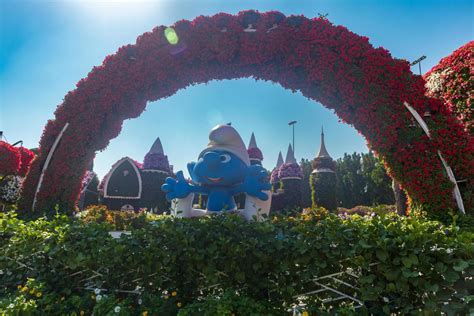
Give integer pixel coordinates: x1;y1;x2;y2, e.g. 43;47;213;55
20;11;473;215
1;211;472;315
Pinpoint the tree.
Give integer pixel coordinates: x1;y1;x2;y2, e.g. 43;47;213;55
335;152;394;208
360;152;395;206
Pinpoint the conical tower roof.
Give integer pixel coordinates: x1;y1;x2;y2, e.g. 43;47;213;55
143;137;170;173
276;151;284;168
285;144;296;164
148;137;164;155
247;132;263;163
316;126;331;158
248;132;257;149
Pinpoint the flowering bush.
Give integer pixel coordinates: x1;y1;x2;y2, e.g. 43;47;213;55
424;41;473;134
337;204;397;219
0;175;24;204
312;156;336;171
1;211;472;314
143;152;170;172
278;163;303;179
20;11;473;214
80;170;97;193
0;141;20;176
270;168;280;185
77;205;155;230
247;147;263;161
17;147;35;177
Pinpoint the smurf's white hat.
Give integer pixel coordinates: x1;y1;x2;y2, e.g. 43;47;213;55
200;125;251;166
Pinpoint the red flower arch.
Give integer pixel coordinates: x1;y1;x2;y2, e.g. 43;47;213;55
20;11;473;214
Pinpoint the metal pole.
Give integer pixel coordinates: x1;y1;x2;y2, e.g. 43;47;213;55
32;122;69;211
288;120;297;155
403;102;465;214
292;124;295;155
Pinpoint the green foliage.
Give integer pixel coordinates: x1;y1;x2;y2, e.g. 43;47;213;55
140;172;170;213
300;158;313;208
178;290;276;315
77;205;160;230
310;172;337;211
336;152;394;208
0;211;472;315
279;178;303;211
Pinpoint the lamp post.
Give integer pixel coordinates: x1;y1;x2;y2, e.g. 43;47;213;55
288;120;297;155
410;55;426;75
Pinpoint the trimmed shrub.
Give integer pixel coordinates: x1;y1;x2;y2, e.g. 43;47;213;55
0;211;472;315
280;178;303;211
140;172;170;213
310;172;337;211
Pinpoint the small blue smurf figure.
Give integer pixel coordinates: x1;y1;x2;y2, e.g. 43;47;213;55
161;125;271;212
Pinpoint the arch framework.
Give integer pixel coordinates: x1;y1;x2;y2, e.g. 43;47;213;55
21;11;473;214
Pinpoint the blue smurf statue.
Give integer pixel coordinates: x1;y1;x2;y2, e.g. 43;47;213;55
161;125;271;213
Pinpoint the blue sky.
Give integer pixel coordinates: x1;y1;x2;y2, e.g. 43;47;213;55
1;0;472;179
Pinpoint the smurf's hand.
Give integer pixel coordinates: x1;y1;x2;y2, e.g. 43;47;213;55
241;165;272;200
161;171;193;201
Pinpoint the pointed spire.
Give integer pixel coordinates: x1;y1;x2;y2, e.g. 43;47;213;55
248;132;258;149
285;144;296;164
316;126;331;158
148;137;164;155
276;151;284;168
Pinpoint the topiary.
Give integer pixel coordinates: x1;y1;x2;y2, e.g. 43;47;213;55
310;172;337;211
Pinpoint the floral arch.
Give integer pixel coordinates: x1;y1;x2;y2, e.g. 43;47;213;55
21;11;472;214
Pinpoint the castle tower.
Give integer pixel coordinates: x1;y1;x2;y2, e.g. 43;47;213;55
310;127;337;211
247;132;264;166
143;137;170;173
270;151;284;191
78;161;99;210
278;144;303;210
141;137;171;213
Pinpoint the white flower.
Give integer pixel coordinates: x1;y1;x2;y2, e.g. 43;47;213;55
0;175;24;203
383;297;389;303
138;298;142;305
114;306;121;313
0;270;3;275
96;294;102;301
94;288;101;295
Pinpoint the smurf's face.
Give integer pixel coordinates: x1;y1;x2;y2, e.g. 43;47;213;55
188;150;247;186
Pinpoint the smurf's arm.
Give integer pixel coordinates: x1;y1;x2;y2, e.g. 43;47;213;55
161;171;209;201
230;165;272;200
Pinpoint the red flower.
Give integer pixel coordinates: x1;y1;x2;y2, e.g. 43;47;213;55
0;141;20;176
17;147;35;176
20;11;473;215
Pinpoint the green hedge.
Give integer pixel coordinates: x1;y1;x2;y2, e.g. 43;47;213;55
280;179;303;211
0;211;473;315
310;172;337;211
